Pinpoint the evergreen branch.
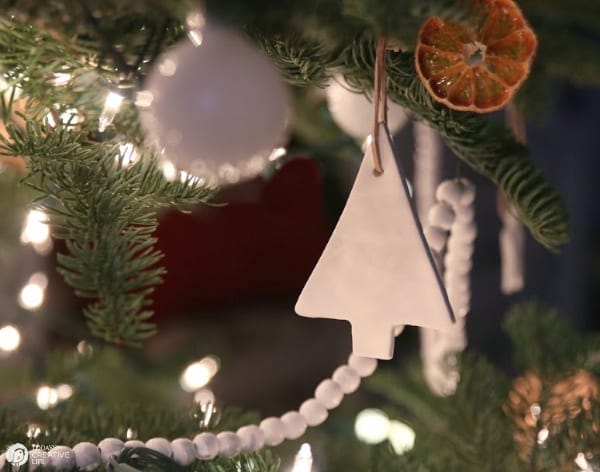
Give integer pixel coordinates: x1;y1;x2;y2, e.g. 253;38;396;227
262;36;569;250
0;122;214;346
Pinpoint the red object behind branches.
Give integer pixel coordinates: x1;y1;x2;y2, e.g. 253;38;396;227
151;157;331;319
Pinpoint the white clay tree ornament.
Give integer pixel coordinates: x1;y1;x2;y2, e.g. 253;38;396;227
295;122;455;359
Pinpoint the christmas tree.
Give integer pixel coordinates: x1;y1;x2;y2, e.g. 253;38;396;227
0;0;598;470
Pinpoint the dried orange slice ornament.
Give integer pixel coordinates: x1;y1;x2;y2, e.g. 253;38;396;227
415;0;537;113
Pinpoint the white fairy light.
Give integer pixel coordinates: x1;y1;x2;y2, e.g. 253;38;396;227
45;107;81;128
268;147;287;162
55;384;74;401
186;11;206;47
180;356;220;392
160;159;177;182
51;72;72;86
387;420;416;455
291;443;313;472
194;388;216;405
537;427;549;445
116;143;138;166
18;272;48;311
354;409;390;444
21;209;50;245
36;385;59;410
135;90;154;108
0;325;21;352
98;91;124;132
575;452;595;471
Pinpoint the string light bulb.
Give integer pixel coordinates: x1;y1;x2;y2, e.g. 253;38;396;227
354;409;390;444
291;443;313;472
0;325;21;352
98;91;124;132
180;356;220;392
18;272;48;311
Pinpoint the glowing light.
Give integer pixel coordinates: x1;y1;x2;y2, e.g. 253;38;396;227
194;388;216;405
21;209;50;245
537;427;549;445
126;428;138;440
160;159;177;182
186;11;206;47
159;58;177;77
180;356;220;392
575;452;594;471
36;385;58;410
55;383;74;401
51;72;71;86
388;420;416;455
291;443;313;472
354;409;390;444
0;325;21;352
116;143;138;166
99;91;124;132
18;272;48;311
45;107;81;128
26;424;42;439
269;147;287;162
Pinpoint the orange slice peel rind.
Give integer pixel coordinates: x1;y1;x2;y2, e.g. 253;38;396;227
415;0;537;113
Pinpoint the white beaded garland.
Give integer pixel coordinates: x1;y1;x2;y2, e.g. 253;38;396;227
217;432;241;458
314;379;344;409
428;202;455;230
31;351;381;463
423;225;448;252
348;355;378;377
123;440;145;449
455;205;475;222
299;398;328;427
452;221;477;242
145;437;172;458
73;442;101;471
280;411;308;439
236;425;265;452
171;438;197;466
98;438;124;463
194;433;219;460
259;417;286;446
47;446;75;470
435;180;463;206
332;365;361;394
457;179;476;206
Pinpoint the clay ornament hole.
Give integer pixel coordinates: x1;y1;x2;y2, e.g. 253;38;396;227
463;41;486;67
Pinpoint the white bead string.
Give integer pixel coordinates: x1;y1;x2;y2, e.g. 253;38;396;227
19;181;476;470
421;178;476;396
24;354;377;470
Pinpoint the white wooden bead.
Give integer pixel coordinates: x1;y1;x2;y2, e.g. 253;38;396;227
457;178;476;205
452;221;477;242
171;438;196;466
145;437;172;457
314;379;344;409
299;398;328;426
445;273;469;292
123;440;145;449
98;438;124;463
259;417;285;446
236;425;265;452
446;240;473;259
280;411;307;439
455;305;470;317
455;205;475;222
428;202;455;230
435;180;463;206
348;354;378;377
332;366;360;394
73;442;101;471
424;226;447;252
444;254;473;274
47;446;75;470
194;433;219;460
217;432;241;458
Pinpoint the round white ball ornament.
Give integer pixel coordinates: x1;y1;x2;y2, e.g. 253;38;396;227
140;24;291;182
326;74;409;141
